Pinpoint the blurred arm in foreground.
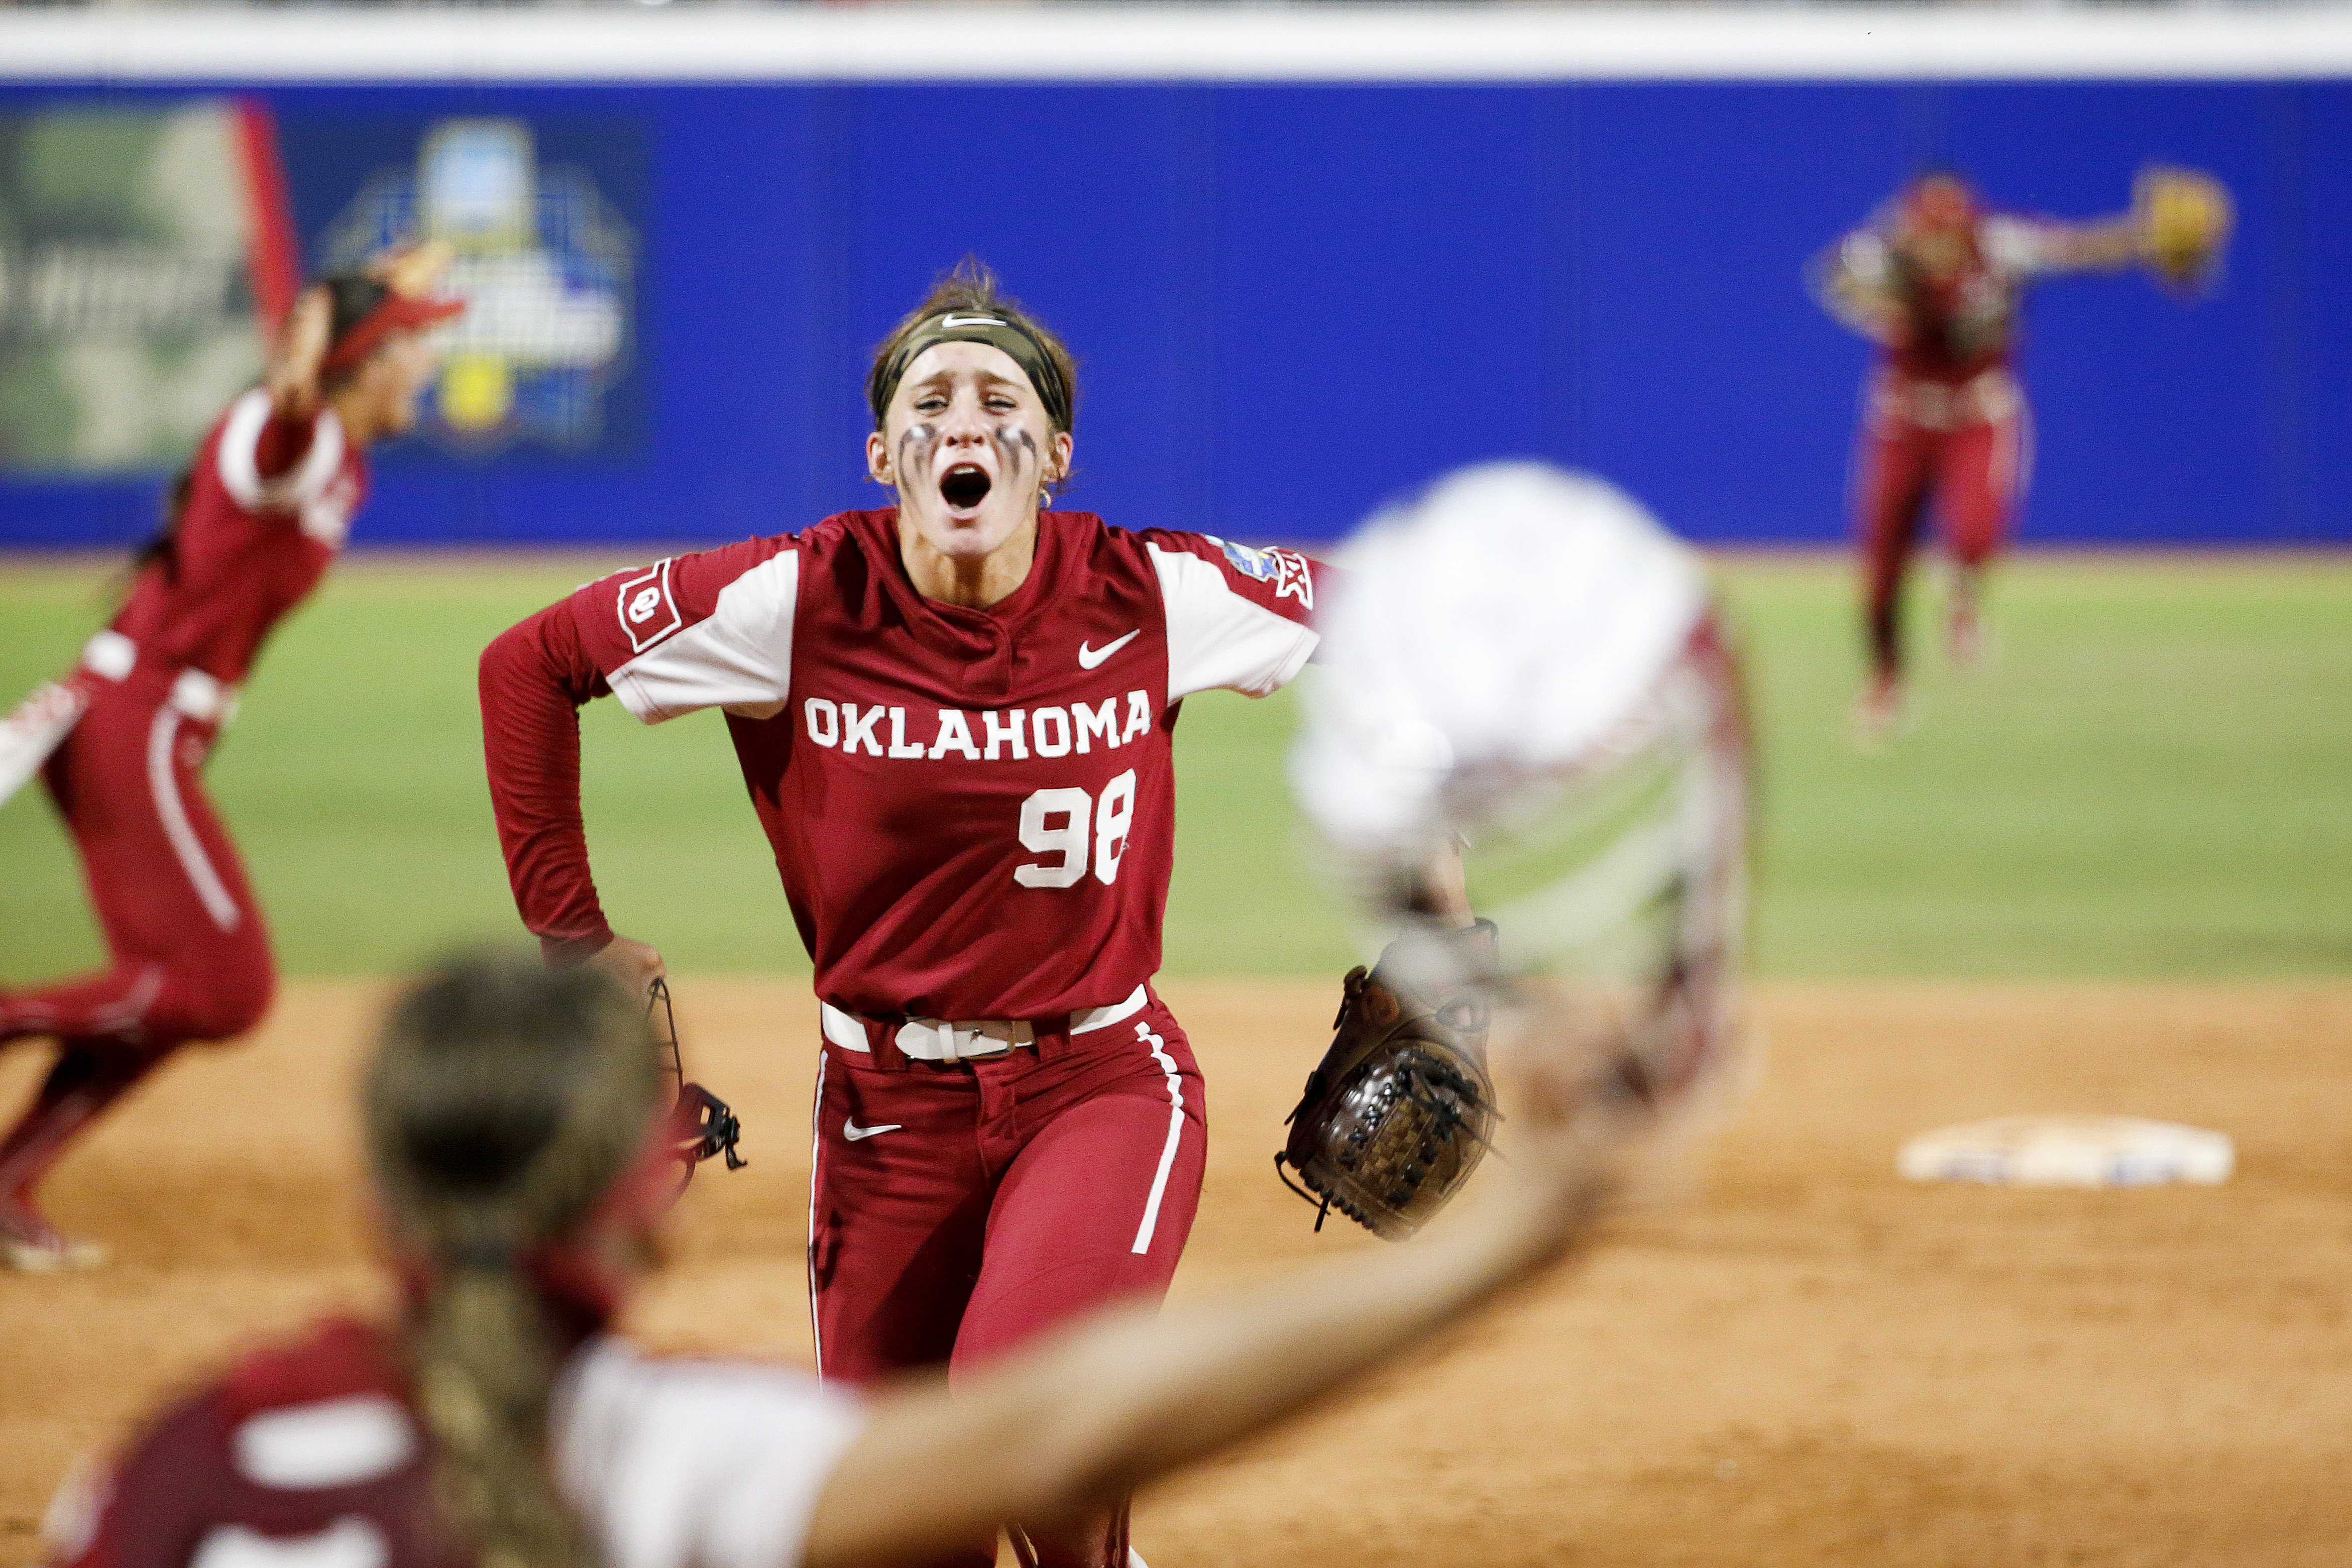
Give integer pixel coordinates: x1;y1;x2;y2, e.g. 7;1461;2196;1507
44;952;1647;1568
809;1030;1641;1566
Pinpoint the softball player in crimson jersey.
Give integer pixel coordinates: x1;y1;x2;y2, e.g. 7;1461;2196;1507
1814;172;2148;737
478;262;1431;1568
0;252;460;1270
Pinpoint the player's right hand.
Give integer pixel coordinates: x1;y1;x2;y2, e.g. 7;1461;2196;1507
590;933;667;993
1466;1013;1658;1273
266;286;332;420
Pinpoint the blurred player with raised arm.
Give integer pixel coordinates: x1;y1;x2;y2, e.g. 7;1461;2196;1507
477;260;1472;1568
1813;167;2230;738
0;249;461;1271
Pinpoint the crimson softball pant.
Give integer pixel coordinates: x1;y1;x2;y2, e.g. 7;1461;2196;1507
2;671;273;1051
1856;409;2027;679
809;992;1208;1568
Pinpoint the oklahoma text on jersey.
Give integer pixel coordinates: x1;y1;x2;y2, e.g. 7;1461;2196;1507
480;508;1326;1023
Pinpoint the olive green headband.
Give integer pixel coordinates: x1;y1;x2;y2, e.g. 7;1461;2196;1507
871;312;1073;433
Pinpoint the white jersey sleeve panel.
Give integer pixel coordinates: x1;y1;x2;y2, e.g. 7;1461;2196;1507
1838;230;1893;288
1147;541;1320;701
608;550;800;725
214;390;347;515
1980;215;2056;279
555;1336;866;1568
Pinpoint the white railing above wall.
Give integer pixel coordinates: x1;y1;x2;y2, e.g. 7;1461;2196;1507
1;3;2349;84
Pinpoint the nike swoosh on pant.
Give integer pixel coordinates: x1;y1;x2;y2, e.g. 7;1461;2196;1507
843;1121;903;1141
1078;629;1141;669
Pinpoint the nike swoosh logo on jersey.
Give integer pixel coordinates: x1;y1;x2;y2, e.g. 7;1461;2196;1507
1078;629;1141;669
843;1119;903;1141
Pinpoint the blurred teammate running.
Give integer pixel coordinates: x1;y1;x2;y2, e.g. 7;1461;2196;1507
1814;170;2180;738
0;249;460;1271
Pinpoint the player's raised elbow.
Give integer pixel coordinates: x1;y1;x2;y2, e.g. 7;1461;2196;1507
479;601;600;710
477;612;533;694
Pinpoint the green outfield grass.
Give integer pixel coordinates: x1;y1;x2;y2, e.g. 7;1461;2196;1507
2;551;2345;982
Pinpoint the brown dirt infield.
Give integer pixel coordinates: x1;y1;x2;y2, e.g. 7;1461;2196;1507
4;979;2349;1567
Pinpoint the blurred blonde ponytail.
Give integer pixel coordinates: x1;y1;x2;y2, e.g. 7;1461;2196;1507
365;953;662;1568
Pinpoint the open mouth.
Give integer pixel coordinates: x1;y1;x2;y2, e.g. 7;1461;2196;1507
940;464;992;511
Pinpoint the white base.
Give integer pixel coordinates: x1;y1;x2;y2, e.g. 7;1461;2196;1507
1899;1115;2232;1189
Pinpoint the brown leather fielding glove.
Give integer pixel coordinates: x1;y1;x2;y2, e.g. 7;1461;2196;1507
1276;921;1500;1240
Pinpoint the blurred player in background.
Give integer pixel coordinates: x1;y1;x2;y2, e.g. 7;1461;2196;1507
1813;167;2230;738
478;259;1475;1568
42;950;1644;1568
0;249;461;1271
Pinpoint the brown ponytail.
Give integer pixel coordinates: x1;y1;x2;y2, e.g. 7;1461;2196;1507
365;954;663;1568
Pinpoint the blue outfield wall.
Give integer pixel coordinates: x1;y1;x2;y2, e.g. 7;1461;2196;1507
2;77;2345;550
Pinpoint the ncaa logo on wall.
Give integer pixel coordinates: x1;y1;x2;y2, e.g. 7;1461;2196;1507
320;119;633;454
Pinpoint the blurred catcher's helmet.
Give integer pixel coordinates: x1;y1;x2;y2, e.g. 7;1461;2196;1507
1292;462;1751;1102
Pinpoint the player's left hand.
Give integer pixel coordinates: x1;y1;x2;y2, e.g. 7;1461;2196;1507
368;237;457;298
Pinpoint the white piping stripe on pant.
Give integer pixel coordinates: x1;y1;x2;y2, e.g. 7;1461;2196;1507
807;1048;828;1382
2006;400;2037;508
9;963;163;1042
1989;407;2022;510
146;706;240;932
93;964;166;1038
1131;1020;1186;1256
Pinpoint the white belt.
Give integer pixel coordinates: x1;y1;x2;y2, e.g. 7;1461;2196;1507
81;632;238;724
1872;367;2020;433
821;983;1150;1063
82;630;135;680
169;669;233;723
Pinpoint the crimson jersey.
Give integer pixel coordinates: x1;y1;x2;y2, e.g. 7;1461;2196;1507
43;1317;861;1568
111;389;366;686
1830;213;2069;383
481;508;1325;1021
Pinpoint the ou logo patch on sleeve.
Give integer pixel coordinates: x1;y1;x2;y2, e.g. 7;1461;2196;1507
616;559;683;653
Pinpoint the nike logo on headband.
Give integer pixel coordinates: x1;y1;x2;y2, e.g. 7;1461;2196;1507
940;314;1006;329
